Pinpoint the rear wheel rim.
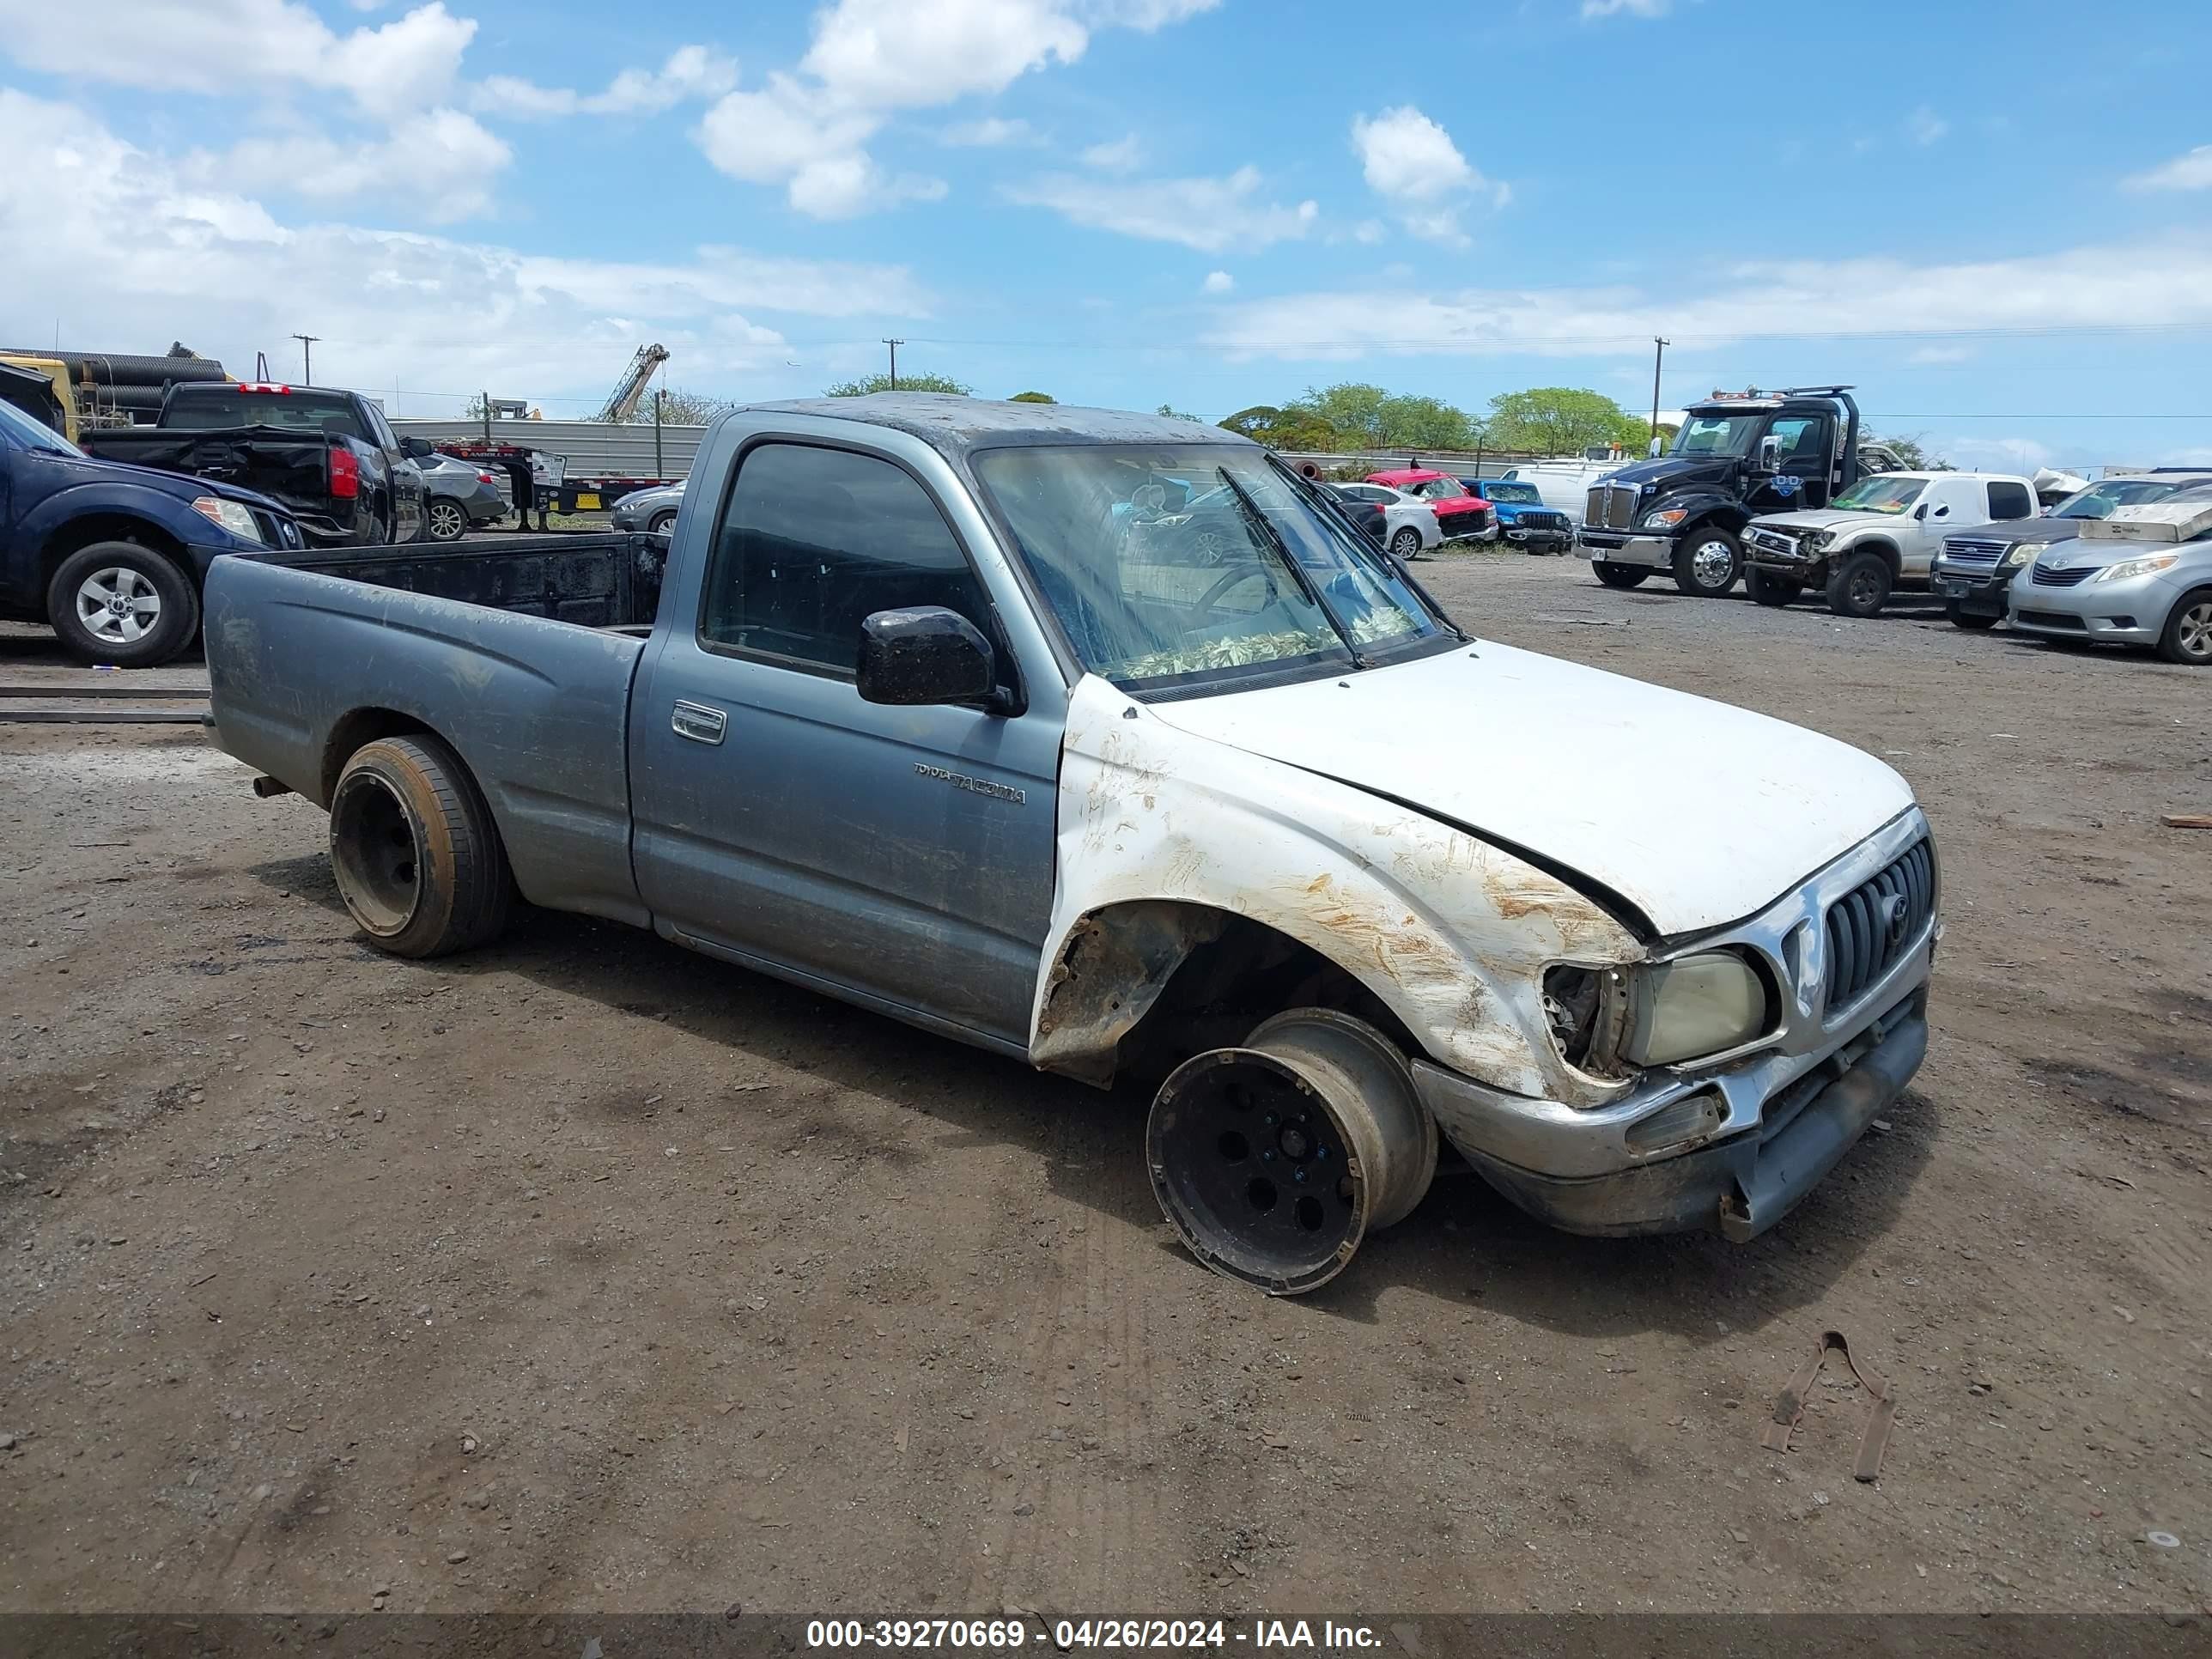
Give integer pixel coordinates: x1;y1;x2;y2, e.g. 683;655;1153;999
1391;529;1420;558
76;567;161;645
331;773;423;936
428;502;464;538
2179;601;2212;659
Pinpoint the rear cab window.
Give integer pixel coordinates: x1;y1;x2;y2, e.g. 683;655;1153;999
164;389;369;443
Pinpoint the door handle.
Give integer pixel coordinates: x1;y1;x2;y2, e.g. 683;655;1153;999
671;700;727;745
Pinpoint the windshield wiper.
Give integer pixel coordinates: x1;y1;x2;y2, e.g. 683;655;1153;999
1265;456;1470;644
1212;467;1369;668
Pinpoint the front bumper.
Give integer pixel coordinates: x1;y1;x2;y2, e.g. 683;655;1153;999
1929;561;2018;616
2005;567;2176;646
1411;810;1936;1240
1503;524;1573;551
1440;520;1498;544
1578;532;1672;568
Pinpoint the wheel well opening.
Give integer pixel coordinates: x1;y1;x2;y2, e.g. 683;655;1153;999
1036;902;1421;1089
320;708;435;805
41;516;192;593
1850;539;1901;573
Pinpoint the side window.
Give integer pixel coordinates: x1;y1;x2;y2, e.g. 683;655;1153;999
700;442;994;676
1767;416;1829;468
1985;481;2034;520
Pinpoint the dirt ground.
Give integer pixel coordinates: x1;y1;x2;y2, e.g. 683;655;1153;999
3;555;2208;1619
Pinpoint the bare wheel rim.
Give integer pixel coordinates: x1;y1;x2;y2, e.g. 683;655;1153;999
2179;600;2212;659
331;772;423;936
428;501;464;538
1691;538;1735;586
76;567;161;645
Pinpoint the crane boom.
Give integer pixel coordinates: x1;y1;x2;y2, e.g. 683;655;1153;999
596;343;670;423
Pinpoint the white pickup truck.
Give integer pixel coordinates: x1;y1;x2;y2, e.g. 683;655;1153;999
1741;471;2041;617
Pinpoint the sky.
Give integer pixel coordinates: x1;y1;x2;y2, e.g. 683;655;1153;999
4;0;2212;472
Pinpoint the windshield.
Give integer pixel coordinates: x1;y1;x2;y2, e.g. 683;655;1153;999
2051;479;2179;519
973;444;1450;692
1482;480;1541;504
164;390;368;441
0;397;76;453
1402;476;1468;501
1831;476;1926;514
1671;414;1765;457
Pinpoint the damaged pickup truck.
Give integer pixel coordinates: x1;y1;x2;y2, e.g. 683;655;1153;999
204;396;1938;1294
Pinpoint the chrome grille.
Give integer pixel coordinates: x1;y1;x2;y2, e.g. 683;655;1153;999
1746;527;1799;556
2030;563;2093;587
1583;483;1636;531
1824;839;1934;1012
1942;537;2008;566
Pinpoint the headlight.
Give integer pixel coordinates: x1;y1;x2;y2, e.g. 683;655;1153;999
1642;507;1687;529
2005;541;2048;568
1806;529;1833;550
1543;950;1771;1075
1625;951;1770;1066
191;496;263;544
2094;552;2181;583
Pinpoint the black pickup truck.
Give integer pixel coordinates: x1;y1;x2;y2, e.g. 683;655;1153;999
83;382;426;547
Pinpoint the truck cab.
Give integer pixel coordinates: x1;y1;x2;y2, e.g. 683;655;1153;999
1578;386;1869;597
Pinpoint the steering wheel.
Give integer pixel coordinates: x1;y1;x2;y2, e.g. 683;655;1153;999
1189;559;1280;626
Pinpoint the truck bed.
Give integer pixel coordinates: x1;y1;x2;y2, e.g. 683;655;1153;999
82;425;343;531
204;533;671;929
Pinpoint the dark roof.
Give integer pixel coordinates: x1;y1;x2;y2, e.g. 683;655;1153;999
735;393;1250;459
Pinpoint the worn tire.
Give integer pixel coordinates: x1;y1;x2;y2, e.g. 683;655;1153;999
1825;550;1893;618
1747;568;1800;608
1672;527;1741;596
2157;587;2212;665
1945;600;2000;631
329;735;514;958
46;540;200;668
424;498;467;542
1389;525;1425;562
1592;560;1650;589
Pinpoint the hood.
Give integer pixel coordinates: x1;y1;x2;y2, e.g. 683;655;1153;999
1146;641;1915;937
57;451;289;514
1596;454;1736;495
2020;533;2208;572
1749;508;1896;534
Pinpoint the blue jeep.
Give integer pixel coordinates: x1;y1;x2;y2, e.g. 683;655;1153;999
1459;477;1575;554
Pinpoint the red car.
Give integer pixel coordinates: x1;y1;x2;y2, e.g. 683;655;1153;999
1364;469;1498;544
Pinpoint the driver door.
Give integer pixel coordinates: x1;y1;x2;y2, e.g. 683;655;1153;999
627;438;1060;1048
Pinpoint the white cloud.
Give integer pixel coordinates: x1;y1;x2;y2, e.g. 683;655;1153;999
2126;144;2212;192
1002;166;1317;253
1906;343;1971;365
1582;0;1668;17
1203;240;2212;359
691;0;1215;216
938;116;1036;146
1081;133;1144;172
1349;105;1505;247
1201;270;1234;295
1905;106;1948;146
475;46;738;119
0;0;477;118
0;90;928;409
187;108;512;223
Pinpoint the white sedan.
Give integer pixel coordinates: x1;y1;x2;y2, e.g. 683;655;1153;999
1330;482;1443;560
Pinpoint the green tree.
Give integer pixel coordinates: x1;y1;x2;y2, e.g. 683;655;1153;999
1865;431;1953;471
1483;387;1646;456
1279;382;1480;449
1156;403;1200;421
1008;390;1055;404
623;386;732;424
823;371;972;397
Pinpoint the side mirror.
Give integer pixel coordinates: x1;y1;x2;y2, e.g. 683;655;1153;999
1757;434;1783;472
400;436;432;459
1913;503;1929;521
1648;435;1662;458
857;606;998;708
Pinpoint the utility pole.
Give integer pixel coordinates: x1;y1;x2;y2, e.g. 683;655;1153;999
1649;337;1668;445
291;333;320;386
882;337;903;392
653;387;665;481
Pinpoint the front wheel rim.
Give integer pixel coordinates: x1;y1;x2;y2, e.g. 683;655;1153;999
2179;601;2212;659
1691;539;1734;586
1851;568;1882;607
76;567;161;645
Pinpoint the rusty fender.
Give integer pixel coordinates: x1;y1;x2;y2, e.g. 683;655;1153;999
1030;677;1646;1103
